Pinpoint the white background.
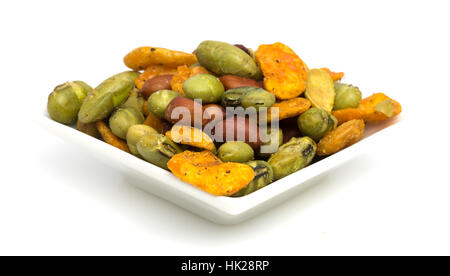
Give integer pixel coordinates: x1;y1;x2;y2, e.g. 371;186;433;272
1;0;449;255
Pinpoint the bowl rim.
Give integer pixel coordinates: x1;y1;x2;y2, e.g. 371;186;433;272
37;109;402;223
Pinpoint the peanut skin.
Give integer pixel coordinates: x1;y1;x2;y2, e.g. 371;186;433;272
139;74;173;99
219;75;262;90
165;97;205;126
213;116;262;149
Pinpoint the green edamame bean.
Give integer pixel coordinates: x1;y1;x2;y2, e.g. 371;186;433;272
268;137;317;180
259;128;283;157
47;81;89;124
195;40;262;80
221;87;248;107
333;83;362;110
297;107;337;141
137;133;182;170
232;160;274;197
121;88;146;115
126;124;159;156
218;141;254;163
73;81;93;94
182;74;224;104
78;71;140;123
241;88;276;111
109;107;144;139
147;89;182;119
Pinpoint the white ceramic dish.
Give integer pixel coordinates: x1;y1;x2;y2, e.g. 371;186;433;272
38;111;401;224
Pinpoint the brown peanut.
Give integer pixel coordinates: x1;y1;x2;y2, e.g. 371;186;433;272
202;104;225;126
165;97;205;126
164;97;225;127
219;75;262;90
213;116;262;149
139;74;173;99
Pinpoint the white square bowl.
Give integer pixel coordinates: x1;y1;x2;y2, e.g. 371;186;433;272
38;111;401;224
